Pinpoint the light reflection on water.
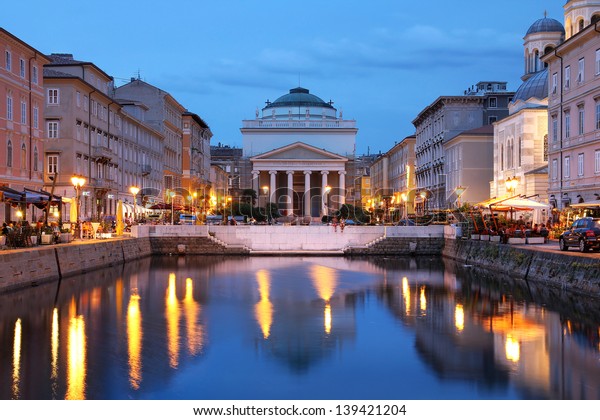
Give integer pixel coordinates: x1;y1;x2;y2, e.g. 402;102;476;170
0;255;598;400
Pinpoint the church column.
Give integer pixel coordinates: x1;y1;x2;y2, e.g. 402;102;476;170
338;170;346;206
269;170;277;204
304;171;312;217
321;170;329;217
251;170;260;204
286;170;294;215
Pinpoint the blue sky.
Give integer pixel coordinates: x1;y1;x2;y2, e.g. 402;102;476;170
4;0;564;155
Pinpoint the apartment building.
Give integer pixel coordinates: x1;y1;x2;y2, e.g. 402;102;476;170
114;79;186;204
0;28;50;223
544;1;600;208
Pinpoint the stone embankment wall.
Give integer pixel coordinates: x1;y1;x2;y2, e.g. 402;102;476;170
345;237;445;255
442;238;600;296
0;238;152;293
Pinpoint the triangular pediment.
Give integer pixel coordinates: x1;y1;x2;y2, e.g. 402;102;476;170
251;142;347;161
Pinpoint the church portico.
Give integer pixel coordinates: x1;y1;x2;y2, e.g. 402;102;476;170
250;142;348;218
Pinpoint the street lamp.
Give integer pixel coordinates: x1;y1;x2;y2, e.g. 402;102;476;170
420;191;427;215
505;176;519;195
169;191;176;224
129;186;140;223
401;193;408;225
324;185;332;217
455;185;466;208
71;175;86;238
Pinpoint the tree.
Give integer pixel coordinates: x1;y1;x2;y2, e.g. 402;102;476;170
241;189;257;206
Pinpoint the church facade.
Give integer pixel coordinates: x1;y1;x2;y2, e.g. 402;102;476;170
240;87;357;218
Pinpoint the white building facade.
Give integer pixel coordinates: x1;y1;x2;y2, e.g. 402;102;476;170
241;87;357;218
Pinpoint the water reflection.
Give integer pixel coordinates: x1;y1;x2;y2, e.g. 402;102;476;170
0;256;598;399
166;273;180;369
12;318;21;399
255;269;273;339
310;265;338;335
66;298;86;400
127;292;142;389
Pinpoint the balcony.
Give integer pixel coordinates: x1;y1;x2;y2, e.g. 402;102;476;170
141;164;152;176
93;178;117;190
93;146;117;162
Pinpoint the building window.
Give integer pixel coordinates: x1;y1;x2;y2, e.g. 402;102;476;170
596;102;600;130
47;121;59;138
489;97;497;108
578;58;585;83
564;156;571;178
543;134;548;162
597;50;600;75
20;100;26;124
20;143;26;169
6;139;12;167
33;106;39;129
83;95;88;111
565;66;571;88
518;137;522;167
5;50;11;71
19;59;25;78
76;91;81;108
596;150;600;173
6;94;12;121
33;146;39;172
47;155;58;174
32;66;38;84
579;106;585;135
565;111;571;138
578;153;584;176
47;89;59;105
552;115;558;142
552;72;558;94
552;159;558;180
488;116;497;124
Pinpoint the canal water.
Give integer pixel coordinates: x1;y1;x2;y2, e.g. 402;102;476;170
0;256;598;400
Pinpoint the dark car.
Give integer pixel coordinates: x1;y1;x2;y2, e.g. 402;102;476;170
558;217;600;252
396;219;415;226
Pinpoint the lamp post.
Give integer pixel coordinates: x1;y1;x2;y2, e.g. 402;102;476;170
505;177;519;220
169;191;175;224
129;186;140;223
420;191;427;216
505;176;519;195
324;185;332;218
71;175;86;238
455;185;466;209
401;193;408;225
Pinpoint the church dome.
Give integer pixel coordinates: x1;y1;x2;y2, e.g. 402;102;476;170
512;69;548;103
526;17;565;36
265;87;334;110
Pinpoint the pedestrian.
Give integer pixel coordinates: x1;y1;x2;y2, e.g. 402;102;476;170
332;216;338;232
340;218;345;233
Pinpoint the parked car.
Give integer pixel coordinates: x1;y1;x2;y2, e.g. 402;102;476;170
396;219;415;226
558;217;600;252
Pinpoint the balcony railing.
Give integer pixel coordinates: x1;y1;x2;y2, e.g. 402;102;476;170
93;178;117;190
94;146;117;161
242;120;356;129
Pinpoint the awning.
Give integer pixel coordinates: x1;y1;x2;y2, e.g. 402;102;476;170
571;199;600;208
120;203;149;215
487;197;550;211
0;186;61;208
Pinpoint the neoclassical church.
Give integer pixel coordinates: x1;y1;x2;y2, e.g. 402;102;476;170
491;13;565;201
240;87;357;218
